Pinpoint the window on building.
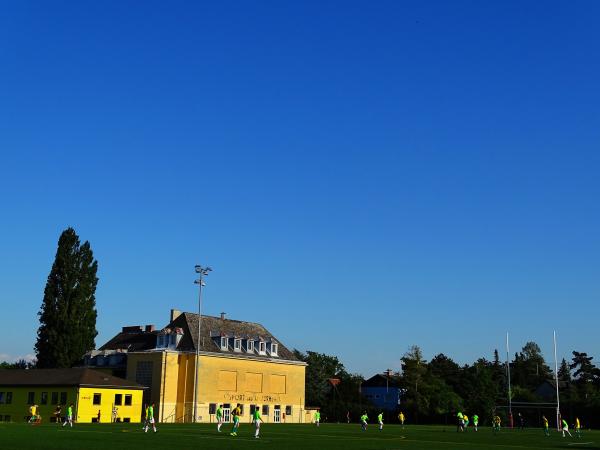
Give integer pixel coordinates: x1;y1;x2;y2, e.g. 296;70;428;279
27;392;35;405
258;341;266;355
209;403;216;414
262;405;269;415
270;343;279;356
6;392;12;404
285;405;292;415
238;404;244;415
0;415;3;422
114;394;122;406
4;415;9;422
0;392;4;404
123;417;130;423
124;394;132;406
249;404;256;414
51;392;58;405
234;338;242;352
220;337;228;351
247;340;254;353
60;392;67;405
93;393;101;405
41;392;48;405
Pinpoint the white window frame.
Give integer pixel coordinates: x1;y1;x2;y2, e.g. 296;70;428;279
247;340;254;353
258;341;266;355
220;337;228;351
234;338;242;352
270;343;278;356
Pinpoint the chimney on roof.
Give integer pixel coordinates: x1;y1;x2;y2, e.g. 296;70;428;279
145;325;155;332
122;326;143;333
220;312;226;320
170;309;182;322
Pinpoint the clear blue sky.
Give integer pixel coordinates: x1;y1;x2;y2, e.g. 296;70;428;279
0;1;598;375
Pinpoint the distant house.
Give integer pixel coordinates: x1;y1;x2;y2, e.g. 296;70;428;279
534;379;568;402
0;368;145;423
361;373;402;411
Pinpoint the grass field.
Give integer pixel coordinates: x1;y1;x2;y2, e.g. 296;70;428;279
0;423;598;450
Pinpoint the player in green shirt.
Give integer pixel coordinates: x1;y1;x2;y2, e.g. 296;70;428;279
472;414;479;432
253;407;263;438
62;404;74;428
143;403;157;433
378;412;384;430
562;418;572;437
216;405;223;432
314;411;320;427
360;412;368;431
230;404;241;436
456;411;464;432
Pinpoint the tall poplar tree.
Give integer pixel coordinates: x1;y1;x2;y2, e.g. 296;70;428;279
35;228;98;368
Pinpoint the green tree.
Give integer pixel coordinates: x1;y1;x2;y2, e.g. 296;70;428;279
35;228;98;368
400;345;429;423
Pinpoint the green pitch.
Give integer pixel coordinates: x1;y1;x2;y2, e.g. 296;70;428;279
0;423;597;449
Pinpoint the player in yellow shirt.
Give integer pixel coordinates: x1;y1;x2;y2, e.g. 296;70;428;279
398;411;405;428
575;417;582;438
542;415;549;436
230;404;241;436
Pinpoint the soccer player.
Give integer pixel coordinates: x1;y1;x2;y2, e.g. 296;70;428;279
253;406;263;438
142;404;148;430
463;414;469;431
456;411;464;432
230;404;241;436
562;418;572;437
28;404;37;423
216;404;223;432
314;410;320;427
575;417;582;438
492;415;501;433
472;414;479;432
144;403;157;433
62;403;74;427
112;405;118;422
360;412;368;431
54;405;62;424
398;411;405;428
378;412;384;430
542;415;549;437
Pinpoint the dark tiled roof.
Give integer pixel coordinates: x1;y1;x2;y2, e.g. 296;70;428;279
0;368;145;389
361;374;401;388
170;312;299;362
99;329;158;351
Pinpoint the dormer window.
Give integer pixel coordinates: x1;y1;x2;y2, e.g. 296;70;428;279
247;340;255;353
220;337;228;351
270;343;279;356
234;338;242;352
258;341;266;355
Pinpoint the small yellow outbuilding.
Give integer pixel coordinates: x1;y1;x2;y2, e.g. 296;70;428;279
0;368;145;423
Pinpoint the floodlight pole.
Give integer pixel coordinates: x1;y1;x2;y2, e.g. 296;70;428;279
506;333;512;425
553;330;561;431
193;264;211;423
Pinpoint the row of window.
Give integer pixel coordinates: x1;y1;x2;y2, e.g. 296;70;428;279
0;392;13;404
25;391;67;405
0;415;10;422
219;337;278;356
92;393;133;406
208;403;292;416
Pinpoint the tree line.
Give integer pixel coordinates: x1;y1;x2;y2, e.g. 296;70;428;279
295;343;600;427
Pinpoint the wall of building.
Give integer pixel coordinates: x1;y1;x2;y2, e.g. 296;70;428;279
127;351;307;423
0;386;76;423
77;387;144;423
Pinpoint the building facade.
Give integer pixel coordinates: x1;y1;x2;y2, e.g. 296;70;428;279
361;373;402;411
0;368;144;423
91;309;307;423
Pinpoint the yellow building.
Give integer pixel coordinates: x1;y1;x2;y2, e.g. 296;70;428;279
0;368;145;423
94;310;307;423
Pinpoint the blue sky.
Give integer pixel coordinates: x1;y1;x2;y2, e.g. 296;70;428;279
0;1;598;375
